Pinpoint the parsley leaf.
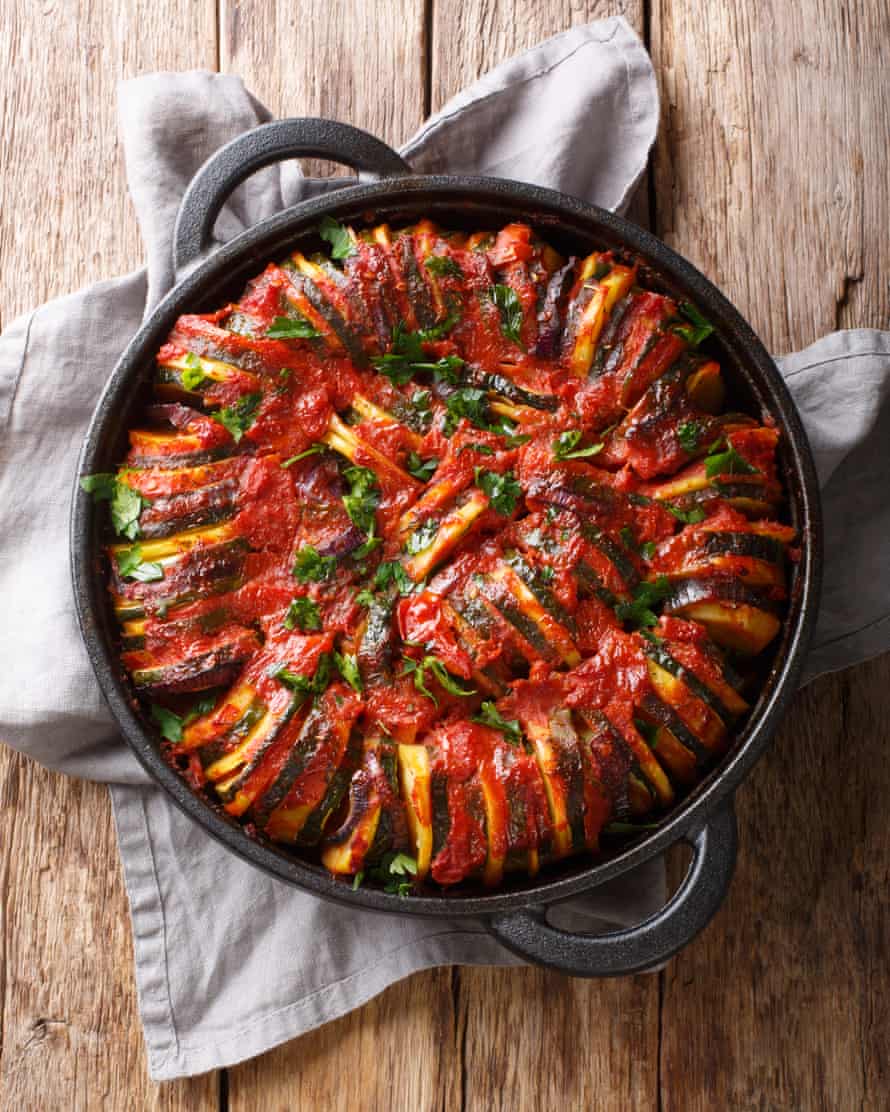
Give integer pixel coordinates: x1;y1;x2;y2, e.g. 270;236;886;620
424;255;462;278
472;701;523;745
704;443;759;479
615;576;672;629
341;465;380;535
267;314;321;339
405;452;438;482
408;389;434;431
371;322;465;387
115;545;163;582
151;703;184;743
283;596;322;632
292;545;337;583
282;443;326;467
677;421;702;453
364;850;418;896
404;519;439;555
372;560;415;596
458;443;495;457
181;352;210;391
401;655;475;705
268;653;332;698
673;302;714;347
489;284;524;347
318;216;356;260
212;392;262;442
552;429;605;460
474;468;522;516
334;651;363;693
639;540;657;561
442;386;488;436
663;503;707;525
81;474;149;541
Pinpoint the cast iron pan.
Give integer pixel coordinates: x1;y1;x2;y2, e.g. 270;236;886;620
71;119;823;976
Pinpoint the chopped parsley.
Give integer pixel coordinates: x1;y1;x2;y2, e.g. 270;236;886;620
704;443;759;479
424;254;462;279
292;545;337;583
408;389;434;431
672;302;714;347
80;473;149;541
268;653;332;698
401;654;476;705
489;284;524;347
212;392;262;442
283;596;322;632
405;451;438;482
282;443;326;467
318;216;356;260
115;545;163;583
371;560;415;596
677;421;702;453
334;652;363;693
371;322;465;386
552;429;605;461
341;465;380;536
181;352;210;391
472;701;523;745
150;693;217;743
615;576;672;629
474;468;522;516
664;503;707;525
404;519;440;555
358;850;418;896
267;314;321;340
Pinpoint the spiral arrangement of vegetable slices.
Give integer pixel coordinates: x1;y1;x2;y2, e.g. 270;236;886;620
82;218;795;892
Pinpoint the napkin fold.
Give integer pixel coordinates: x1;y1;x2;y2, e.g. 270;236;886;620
0;17;888;1080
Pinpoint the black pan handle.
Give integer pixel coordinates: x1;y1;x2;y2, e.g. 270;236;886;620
173;118;412;272
487;801;737;977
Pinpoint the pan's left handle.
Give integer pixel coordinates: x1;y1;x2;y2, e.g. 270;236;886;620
173;118;412;272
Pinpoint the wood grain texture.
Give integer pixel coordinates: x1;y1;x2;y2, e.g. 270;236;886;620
651;1;890;1107
0;0;219;1107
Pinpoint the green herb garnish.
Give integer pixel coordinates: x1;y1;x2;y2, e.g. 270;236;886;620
371;560;415;596
341;465;380;536
663;503;707;525
672;302;714;347
704;443;759;479
552;429;605;461
615;575;671;629
318;216;356;260
404;519;440;555
292;545;337;583
80;473;149;541
282;443;326;467
424;255;462;279
283;596;322;632
401;655;476;705
489;284;524;347
677;421;702;454
474;468;522;516
212;392;262;442
181;352;209;391
472;701;523;745
334;651;363;693
267;314;321;340
405;452;438;482
115;545;163;583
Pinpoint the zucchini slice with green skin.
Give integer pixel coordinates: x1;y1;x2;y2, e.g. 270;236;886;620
575;710;634;827
641;639;740;724
503;550;577;634
395;232;438;331
488;562;581;667
580;526;640;589
127;430;235;469
284;261;368;366
254;686;361;838
578;707;674;808
293;729;362;848
644;657;726;752
637;692;712;770
531;708;587;856
561;255;637;377
701;531;783;564
474;573;563;667
195;698;267;767
127;628;259;695
137;479;240;539
357;592;398;688
398;743;433;880
662;578;782;655
403;489;490;582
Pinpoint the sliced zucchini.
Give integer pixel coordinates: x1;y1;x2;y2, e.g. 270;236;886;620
397;743;433;880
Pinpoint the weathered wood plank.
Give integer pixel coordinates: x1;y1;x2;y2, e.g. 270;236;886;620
0;0;219;1106
651;1;890;1107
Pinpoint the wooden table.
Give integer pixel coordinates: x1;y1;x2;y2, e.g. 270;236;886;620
1;2;888;1108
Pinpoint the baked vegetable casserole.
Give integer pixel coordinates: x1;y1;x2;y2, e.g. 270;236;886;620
81;220;794;893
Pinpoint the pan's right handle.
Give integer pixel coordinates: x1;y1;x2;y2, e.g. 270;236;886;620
487;802;737;977
173;118;412;272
